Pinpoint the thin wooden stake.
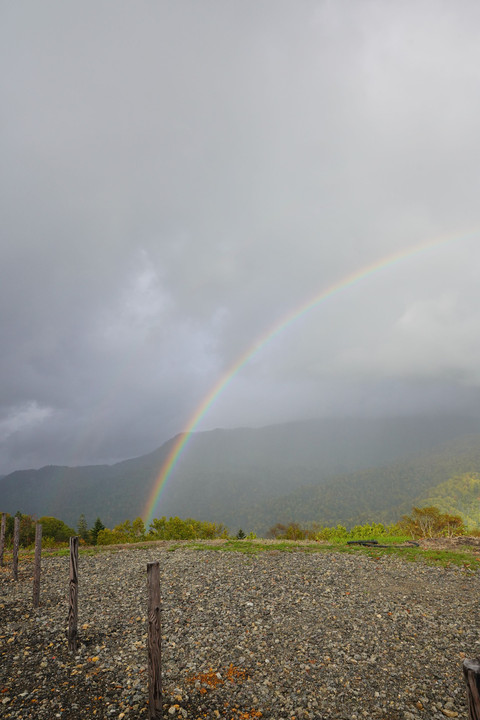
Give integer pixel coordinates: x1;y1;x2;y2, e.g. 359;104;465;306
0;513;5;567
33;522;42;607
464;658;480;720
12;516;20;581
68;536;79;653
147;561;162;719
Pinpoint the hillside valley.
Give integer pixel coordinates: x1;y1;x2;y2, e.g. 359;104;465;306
1;415;480;534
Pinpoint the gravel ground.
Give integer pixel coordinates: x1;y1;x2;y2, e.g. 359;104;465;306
1;543;479;720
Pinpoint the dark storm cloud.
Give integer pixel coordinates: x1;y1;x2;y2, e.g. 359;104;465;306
1;1;480;472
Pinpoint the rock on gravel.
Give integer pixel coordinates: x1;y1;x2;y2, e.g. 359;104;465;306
1;545;479;719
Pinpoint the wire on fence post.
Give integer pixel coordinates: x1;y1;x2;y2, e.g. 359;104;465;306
0;513;5;567
147;561;162;719
33;522;42;607
68;536;79;653
12;516;20;581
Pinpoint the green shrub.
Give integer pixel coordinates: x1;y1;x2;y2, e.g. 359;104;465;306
148;516;228;541
269;521;406;543
314;524;349;542
38;516;76;542
41;536;68;549
96;528;127;545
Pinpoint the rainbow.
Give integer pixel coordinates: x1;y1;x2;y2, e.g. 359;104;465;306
143;231;468;525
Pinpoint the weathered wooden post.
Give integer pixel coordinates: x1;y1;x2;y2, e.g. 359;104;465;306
0;513;5;567
68;536;79;652
33;522;42;607
147;561;162;719
12;516;20;580
464;658;480;720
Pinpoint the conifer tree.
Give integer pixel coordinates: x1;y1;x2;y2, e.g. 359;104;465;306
91;517;105;545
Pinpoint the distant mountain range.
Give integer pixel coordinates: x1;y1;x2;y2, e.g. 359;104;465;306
2;415;480;534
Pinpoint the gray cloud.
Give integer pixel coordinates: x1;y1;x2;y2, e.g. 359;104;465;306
1;1;480;473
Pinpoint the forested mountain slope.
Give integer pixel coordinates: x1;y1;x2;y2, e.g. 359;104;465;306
1;415;479;531
246;432;480;532
420;472;480;528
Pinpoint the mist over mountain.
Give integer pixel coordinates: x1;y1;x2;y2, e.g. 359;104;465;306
2;415;480;533
250;432;480;531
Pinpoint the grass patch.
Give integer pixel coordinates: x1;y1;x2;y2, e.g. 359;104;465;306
327;534;410;545
37;546;102;557
2;545;107;560
418;547;480;570
165;538;480;571
166;543;183;552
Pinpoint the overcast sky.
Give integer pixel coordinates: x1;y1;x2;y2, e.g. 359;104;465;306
1;1;480;473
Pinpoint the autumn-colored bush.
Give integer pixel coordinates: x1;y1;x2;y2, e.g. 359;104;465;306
267;522;308;540
399;506;466;538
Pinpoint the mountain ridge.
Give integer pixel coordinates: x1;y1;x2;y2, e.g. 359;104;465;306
2;415;480;532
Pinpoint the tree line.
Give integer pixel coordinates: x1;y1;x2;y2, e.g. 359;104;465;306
0;512;106;547
1;504;475;549
267;506;471;541
0;512;228;547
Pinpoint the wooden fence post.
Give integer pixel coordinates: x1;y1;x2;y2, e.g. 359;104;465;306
464;658;480;720
12;516;20;581
0;513;5;567
147;561;162;719
33;522;42;607
68;536;79;653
